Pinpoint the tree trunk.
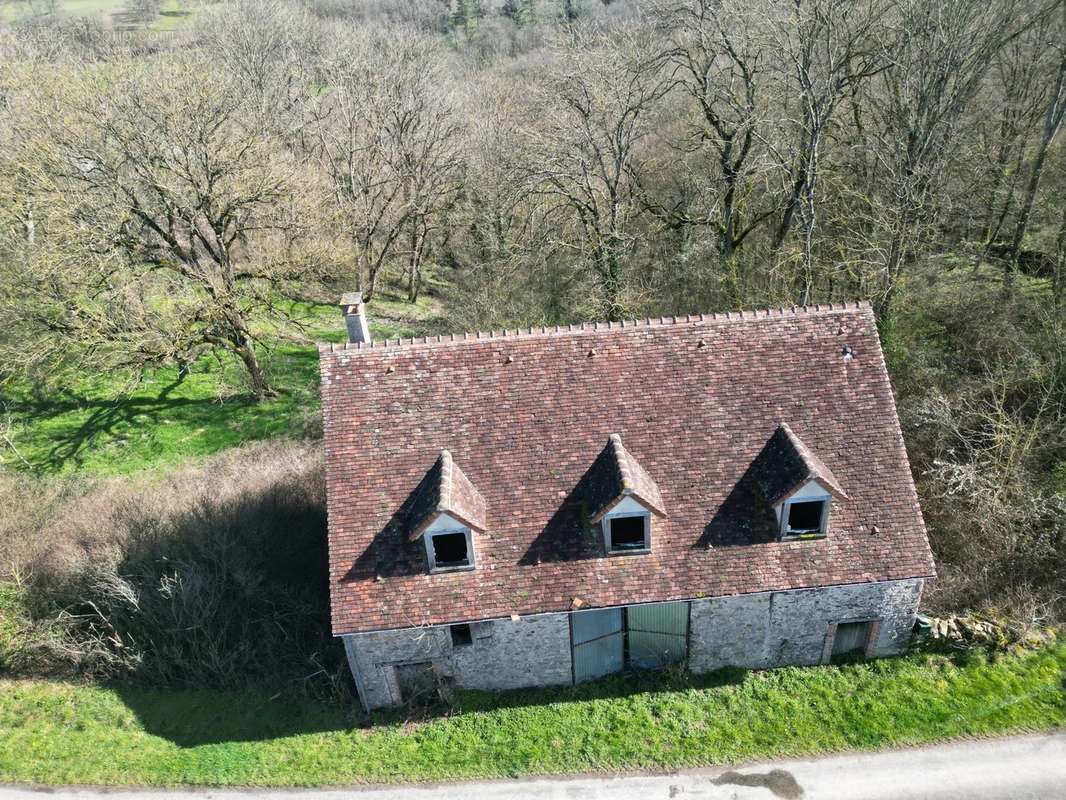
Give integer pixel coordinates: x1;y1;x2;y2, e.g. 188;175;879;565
799;198;816;304
772;128;816;257
982;133;1027;248
877;227;907;323
235;338;274;401
225;311;274;401
1006;3;1066;285
878;178;927;322
718;138;740;260
365;257;382;303
596;243;624;322
1054;206;1066;310
407;218;428;304
772;172;805;255
353;235;367;295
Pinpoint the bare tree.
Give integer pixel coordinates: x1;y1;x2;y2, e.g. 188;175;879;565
1006;0;1066;278
763;0;893;303
311;27;463;302
980;16;1057;248
2;56;322;399
865;0;1033;317
123;0;162;28
200;0;319;120
653;0;773;263
446;76;556;327
522;23;672;320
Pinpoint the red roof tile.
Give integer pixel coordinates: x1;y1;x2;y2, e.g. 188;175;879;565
319;302;936;634
586;433;667;523
754;422;849;504
406;450;488;540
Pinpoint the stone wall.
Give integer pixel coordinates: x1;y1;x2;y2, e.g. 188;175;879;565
344;578;925;709
688;578;924;673
344;611;572;709
450;614;574;691
688;591;773;671
343;626;451;709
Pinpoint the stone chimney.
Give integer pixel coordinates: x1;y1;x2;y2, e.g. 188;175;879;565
340;292;371;344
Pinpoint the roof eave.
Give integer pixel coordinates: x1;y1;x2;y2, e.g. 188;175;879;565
588;491;668;524
407;507;487;541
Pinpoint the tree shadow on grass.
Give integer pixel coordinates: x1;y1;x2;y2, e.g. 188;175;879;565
8;348;321;473
113;666;750;747
112;684;353;747
10;389;260;473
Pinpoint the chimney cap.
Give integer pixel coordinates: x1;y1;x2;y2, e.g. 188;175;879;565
339;292;364;309
340;291;371;344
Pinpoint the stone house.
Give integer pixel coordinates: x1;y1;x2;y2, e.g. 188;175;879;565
319;297;935;710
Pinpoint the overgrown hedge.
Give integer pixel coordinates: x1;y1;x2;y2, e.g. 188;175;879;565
0;441;347;699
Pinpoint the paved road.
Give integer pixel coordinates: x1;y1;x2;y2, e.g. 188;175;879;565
2;732;1064;800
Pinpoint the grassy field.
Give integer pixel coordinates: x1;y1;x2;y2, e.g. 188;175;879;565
0;0;195;30
0;645;1062;786
1;295;444;475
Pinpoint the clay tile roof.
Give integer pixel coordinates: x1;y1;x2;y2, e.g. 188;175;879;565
319;302;936;635
752;422;849;504
587;434;667;523
407;450;487;541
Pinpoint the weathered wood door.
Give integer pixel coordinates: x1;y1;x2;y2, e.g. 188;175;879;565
831;621;870;656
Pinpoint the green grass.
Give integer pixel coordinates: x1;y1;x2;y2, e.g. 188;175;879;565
1;295;444;475
0;0;195;30
0;645;1063;786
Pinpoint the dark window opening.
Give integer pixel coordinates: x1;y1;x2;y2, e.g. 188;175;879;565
394;662;437;704
432;531;470;567
609;515;647;551
450;623;472;647
786;500;826;534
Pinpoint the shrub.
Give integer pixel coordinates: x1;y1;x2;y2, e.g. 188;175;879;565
889;268;1066;625
0;441;347;699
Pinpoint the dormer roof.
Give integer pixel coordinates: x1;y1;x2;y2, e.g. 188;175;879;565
752;423;848;504
406;450;488;541
587;434;666;523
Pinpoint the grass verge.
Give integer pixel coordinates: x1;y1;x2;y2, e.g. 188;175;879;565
0;645;1063;786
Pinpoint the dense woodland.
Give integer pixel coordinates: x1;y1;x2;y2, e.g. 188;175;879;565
0;0;1064;698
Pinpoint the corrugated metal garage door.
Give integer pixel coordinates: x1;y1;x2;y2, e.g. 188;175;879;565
571;607;624;683
627;601;689;669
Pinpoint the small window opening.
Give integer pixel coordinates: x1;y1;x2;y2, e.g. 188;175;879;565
786;500;826;534
450;623;472;647
431;531;469;567
609;515;647;552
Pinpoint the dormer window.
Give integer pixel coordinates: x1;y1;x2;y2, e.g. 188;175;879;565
608;513;650;552
749;423;848;542
406;450;487;573
586;434;666;556
428;528;473;570
783;496;829;537
775;480;835;539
